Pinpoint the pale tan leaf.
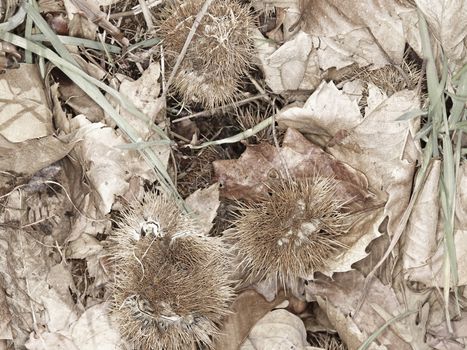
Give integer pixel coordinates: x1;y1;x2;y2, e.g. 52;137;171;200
66;234;103;259
0;64;53;142
240;309;311;350
277;81;362;146
185;183;220;236
416;0;467;70
214;290;286;350
70;115;157;214
254;29;321;92
307;271;411;350
301;0;406;67
25;331;79;350
315;297;384;350
70;303;123;350
117;62;163;127
318;208;383;277
403;160;441;273
328;88;420;236
0;134;75;180
402;161;467;286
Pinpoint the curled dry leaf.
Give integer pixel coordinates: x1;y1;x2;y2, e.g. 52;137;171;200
254;29;321;92
277;81;362;146
402;160;440;274
240;309;313;350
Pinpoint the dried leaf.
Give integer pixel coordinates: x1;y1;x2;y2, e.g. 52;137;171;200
416;0;467;70
185;183;220;236
0;287;12;341
117;62;164;126
315;297;383;350
0;135;75;179
214;290;286;350
70;303;123;350
277;81;362;146
306;271;411;349
58;82;105;123
0;225;56;346
403;160;441;273
25;331;79;350
66;234;103;259
301;0;406;68
70;115;157;214
318;208;383;277
255;30;321;92
240;309;312;350
0;64;53;142
402;161;467;286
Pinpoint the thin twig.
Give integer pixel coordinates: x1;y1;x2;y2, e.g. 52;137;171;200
138;0;154;31
188;114;275;149
172;94;268;123
245;71;271;102
271;112;291;179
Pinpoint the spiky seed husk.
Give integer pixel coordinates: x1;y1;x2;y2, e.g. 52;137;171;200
226;177;352;287
109;193;235;350
156;0;254;108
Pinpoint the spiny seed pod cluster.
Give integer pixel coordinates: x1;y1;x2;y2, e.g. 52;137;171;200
156;0;254;108
109;193;235;350
226;176;352;287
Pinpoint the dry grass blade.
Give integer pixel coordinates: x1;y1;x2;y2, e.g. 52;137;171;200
357;309;417;350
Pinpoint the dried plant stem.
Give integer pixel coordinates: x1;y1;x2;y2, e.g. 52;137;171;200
172;94;268;123
138;0;154;31
246;71;271;102
109;0;162;19
188;114;274;149
272;113;290;179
